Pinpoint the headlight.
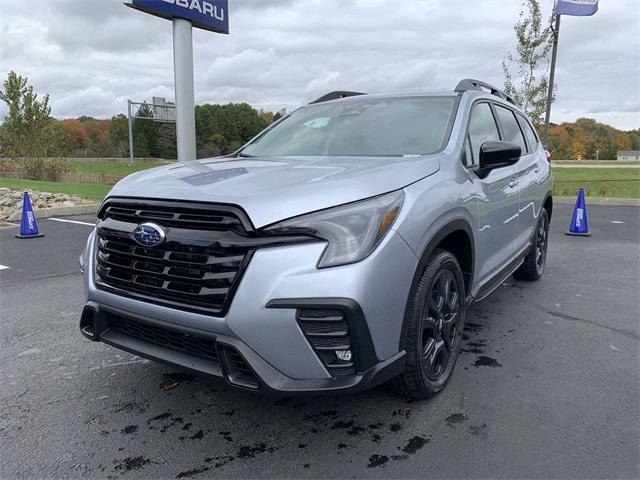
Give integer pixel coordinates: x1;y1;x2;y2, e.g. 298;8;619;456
264;190;404;268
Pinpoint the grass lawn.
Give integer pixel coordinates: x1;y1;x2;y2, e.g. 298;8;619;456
1;166;638;202
65;160;169;176
0;178;111;202
552;167;640;198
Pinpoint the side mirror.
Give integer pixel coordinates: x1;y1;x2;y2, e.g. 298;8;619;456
477;141;521;176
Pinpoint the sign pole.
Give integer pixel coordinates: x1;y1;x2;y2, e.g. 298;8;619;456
127;99;135;166
543;14;561;146
172;18;197;163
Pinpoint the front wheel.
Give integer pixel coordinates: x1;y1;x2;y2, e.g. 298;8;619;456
391;249;465;399
514;208;549;281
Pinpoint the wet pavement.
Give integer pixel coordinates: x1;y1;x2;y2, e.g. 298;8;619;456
1;204;638;479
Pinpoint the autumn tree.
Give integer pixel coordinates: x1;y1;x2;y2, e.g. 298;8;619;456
61;119;88;153
571;141;585;160
0;71;52;158
503;0;553;128
615;132;632;152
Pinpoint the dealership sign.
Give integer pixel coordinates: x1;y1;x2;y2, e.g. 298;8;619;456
125;0;229;163
127;0;229;34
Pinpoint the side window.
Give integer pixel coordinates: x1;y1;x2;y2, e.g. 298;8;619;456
494;105;527;154
467;103;500;166
517;114;539;152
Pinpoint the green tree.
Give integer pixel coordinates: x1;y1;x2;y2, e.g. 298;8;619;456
133;103;160;158
108;114;129;157
0;71;52;158
133;131;150;157
195;102;269;158
502;0;553;128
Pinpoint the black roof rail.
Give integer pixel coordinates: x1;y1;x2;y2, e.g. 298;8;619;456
454;79;516;105
309;91;366;104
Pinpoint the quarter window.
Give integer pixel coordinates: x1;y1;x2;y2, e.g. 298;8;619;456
494;105;527;154
466;103;500;166
517;114;539;153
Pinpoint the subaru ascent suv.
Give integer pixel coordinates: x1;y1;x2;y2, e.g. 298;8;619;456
79;79;552;399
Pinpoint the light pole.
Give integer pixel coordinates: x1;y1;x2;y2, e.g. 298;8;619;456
543;14;561;146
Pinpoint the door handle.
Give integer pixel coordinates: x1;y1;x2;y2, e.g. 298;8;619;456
509;180;518;188
534;167;540;173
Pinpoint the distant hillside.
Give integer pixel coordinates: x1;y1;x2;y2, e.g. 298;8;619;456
546;118;640;160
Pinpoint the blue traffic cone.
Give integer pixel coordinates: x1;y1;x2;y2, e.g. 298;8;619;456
566;188;590;237
15;192;45;239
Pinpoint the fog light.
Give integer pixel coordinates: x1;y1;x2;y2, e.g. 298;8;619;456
335;349;352;362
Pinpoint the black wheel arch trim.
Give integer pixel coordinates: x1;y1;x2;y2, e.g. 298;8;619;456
398;218;474;352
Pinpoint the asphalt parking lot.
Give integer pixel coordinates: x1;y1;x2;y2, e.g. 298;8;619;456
1;203;638;479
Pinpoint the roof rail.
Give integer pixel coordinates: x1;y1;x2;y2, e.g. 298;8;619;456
309;91;366;104
454;79;516;105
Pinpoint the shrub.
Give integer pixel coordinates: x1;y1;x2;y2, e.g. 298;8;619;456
0;160;22;173
20;158;70;181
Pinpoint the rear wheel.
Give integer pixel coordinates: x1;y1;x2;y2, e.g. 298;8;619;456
391;249;465;399
514;209;549;281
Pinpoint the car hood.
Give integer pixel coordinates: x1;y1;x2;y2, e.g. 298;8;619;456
107;155;441;228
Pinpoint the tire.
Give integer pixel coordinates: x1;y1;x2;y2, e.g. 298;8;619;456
391;248;466;399
514;208;549;281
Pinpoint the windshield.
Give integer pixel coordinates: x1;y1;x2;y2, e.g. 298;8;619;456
241;96;457;157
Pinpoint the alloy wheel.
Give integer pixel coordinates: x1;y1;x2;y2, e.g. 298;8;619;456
535;215;548;275
420;268;461;381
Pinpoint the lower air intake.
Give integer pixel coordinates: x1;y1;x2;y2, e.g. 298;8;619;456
296;308;356;378
109;314;218;361
220;346;260;389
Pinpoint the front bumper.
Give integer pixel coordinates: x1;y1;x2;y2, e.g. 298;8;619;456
80;300;405;394
81;228;417;394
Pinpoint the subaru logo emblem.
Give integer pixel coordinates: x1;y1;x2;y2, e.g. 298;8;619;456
132;222;166;247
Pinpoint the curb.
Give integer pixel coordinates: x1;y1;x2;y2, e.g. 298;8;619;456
7;203;100;222
555;196;640;206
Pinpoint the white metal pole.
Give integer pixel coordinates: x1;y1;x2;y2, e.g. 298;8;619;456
172;18;197;163
127;99;135;166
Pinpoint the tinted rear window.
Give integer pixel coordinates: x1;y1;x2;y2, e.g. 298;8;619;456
494;105;527;154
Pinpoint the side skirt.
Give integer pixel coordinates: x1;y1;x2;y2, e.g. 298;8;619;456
472;245;530;303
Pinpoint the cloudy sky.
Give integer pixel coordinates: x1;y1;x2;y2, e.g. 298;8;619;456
1;0;639;129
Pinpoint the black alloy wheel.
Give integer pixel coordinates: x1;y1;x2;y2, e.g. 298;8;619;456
514;208;550;281
391;248;466;399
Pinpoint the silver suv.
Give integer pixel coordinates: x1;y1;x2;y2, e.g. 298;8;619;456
79;79;552;399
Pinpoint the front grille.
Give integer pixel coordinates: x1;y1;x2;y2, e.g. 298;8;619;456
95;200;252;315
297;309;356;378
110;314;218;361
102;203;246;231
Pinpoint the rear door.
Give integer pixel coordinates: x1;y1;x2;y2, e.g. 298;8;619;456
493;104;537;253
465;102;519;283
516;113;548;238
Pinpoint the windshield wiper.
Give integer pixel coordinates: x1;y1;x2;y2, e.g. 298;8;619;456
237;152;253;158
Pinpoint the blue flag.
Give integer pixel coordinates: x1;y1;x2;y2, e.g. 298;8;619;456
555;0;598;16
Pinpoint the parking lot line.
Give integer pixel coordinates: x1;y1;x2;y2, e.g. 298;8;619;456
48;218;96;227
0;264;9;270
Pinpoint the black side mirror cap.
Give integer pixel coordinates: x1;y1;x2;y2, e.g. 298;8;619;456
476;141;521;177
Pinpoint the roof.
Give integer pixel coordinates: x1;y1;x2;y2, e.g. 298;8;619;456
617;151;640;155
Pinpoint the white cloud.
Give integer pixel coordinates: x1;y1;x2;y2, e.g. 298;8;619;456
0;0;638;129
